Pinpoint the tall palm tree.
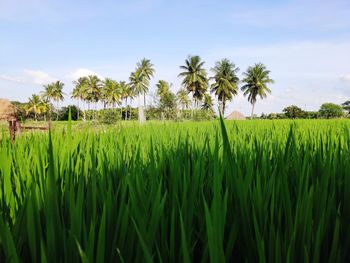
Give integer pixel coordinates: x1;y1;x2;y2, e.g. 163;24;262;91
176;89;191;110
202;93;214;113
41;80;64;120
102;78;122;108
51;80;65;108
210;59;239;116
129;69;148;123
85;75;102;119
241;63;274;119
41;83;55;120
119;81;131;120
178;55;208;109
72;77;88;120
137;58;155;106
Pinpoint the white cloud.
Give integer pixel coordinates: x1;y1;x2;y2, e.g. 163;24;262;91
23;69;55;85
0;70;55;85
68;68;102;80
0;74;24;83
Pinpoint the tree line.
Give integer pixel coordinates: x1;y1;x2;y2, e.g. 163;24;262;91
22;56;274;121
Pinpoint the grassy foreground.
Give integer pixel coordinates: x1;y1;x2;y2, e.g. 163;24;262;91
1;119;350;262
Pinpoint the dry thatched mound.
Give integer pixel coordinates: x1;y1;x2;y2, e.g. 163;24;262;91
0;99;17;121
226;111;246;120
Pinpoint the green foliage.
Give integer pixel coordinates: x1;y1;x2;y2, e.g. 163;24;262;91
283;105;307;119
241;63;274;118
319;103;344;118
1;120;350;262
58;105;82;121
210;58;239;115
342;101;350;115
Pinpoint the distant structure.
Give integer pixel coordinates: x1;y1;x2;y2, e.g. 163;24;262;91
0;98;21;141
225;111;246;120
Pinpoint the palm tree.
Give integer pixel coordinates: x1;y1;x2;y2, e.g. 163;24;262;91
210;59;239;116
41;83;55;120
178;55;208;109
51;80;65;108
25;94;48;121
41;80;64;120
102;78;122;108
241;63;274;119
72;77;88;120
129;69;148;123
119;81;131;120
202;93;214;113
176;89;191;110
85;75;102;119
156;80;171;98
137;58;155;106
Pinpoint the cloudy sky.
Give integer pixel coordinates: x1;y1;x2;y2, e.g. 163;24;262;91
0;0;349;115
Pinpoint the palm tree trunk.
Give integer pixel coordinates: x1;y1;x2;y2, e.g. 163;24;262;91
251;102;255;119
144;93;146;107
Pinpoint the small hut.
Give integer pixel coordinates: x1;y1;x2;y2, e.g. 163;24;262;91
225;111;246;120
0;98;21;140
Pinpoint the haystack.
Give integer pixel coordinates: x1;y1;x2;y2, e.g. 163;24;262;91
225;111;246;120
0;98;17;121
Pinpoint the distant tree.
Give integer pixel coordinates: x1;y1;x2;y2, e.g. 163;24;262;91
241;63;274;119
156;80;176;119
319;103;343;118
102;78;122;108
342;101;350;115
283;105;307;119
210;58;239;116
58;105;82;121
85;75;102;119
201;93;213;111
156;80;171;98
129;69;148;123
25;94;48;121
119;81;131;120
72;77;88;120
41;80;64;120
176;89;191;110
178;55;208;109
137;58;155;107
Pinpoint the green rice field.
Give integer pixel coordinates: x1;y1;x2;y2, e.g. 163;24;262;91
1;119;350;262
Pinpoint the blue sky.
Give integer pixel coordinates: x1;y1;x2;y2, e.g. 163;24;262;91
1;0;350;115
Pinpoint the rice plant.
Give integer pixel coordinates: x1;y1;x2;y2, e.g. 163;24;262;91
1;119;350;262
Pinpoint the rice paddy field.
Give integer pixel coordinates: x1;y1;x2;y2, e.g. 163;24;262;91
1;119;350;262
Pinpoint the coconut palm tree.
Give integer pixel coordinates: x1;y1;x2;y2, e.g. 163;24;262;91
241;63;274;119
41;80;64;120
85;75;102;119
52;80;65;106
119;81;131;120
210;59;239;116
137;58;155;106
25;94;47;121
71;77;88;121
178;55;208;109
129;69;148;123
41;83;55;120
72;77;88;120
102;78;122;108
156;80;171;98
176;89;191;110
202;93;214;113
